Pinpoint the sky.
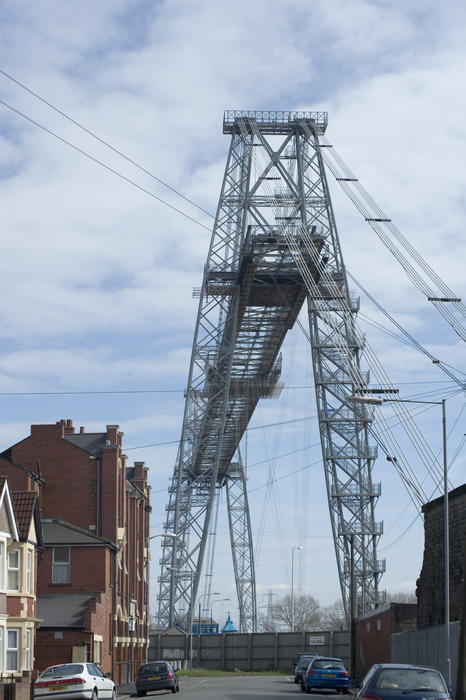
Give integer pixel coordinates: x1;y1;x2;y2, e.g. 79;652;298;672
0;0;465;627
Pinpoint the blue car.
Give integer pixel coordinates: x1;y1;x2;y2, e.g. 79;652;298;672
301;656;349;694
356;663;452;700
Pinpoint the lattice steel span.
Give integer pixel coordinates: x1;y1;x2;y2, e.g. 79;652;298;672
157;110;384;631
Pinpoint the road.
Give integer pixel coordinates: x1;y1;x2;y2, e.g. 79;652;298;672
118;675;347;700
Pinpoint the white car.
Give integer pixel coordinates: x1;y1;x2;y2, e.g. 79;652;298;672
34;663;116;700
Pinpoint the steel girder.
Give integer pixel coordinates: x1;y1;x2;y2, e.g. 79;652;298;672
157;111;384;631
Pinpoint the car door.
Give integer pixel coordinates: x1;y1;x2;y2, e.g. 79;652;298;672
87;664;114;698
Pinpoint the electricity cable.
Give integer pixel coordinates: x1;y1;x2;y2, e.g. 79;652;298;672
0;98;212;232
0;68;215;220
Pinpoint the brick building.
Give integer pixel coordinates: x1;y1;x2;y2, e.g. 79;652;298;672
355;602;417;678
416;483;466;628
0;419;151;682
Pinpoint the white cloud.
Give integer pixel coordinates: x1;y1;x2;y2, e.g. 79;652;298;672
0;0;463;619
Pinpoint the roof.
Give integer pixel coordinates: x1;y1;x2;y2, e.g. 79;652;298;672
11;492;37;539
221;613;238;633
0;478;19;541
11;491;43;547
42;518;117;549
63;433;107;456
37;594;95;628
422;482;466;513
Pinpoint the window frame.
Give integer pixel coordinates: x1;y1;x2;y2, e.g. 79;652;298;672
7;550;20;592
6;628;19;672
52;547;71;584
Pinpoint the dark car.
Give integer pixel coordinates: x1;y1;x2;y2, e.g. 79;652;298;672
295;655;317;684
135;661;179;696
301;656;349;694
356;663;452;700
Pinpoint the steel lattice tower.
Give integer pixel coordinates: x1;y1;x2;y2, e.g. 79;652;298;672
157;110;384;631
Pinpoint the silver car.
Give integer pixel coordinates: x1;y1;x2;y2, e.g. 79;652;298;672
35;663;116;700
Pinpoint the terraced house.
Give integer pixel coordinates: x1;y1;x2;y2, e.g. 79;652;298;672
0;419;151;683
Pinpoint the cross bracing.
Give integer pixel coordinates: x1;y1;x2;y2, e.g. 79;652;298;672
157;110;384;631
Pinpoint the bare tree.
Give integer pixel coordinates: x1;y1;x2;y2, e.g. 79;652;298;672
321;598;348;631
257;614;279;632
269;594;321;631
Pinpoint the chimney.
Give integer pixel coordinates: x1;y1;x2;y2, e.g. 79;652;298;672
64;419;75;435
80;426;85;434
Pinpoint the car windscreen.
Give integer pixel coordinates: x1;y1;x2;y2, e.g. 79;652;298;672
41;665;84;677
139;663;168;675
298;657;314;668
375;669;446;692
313;660;345;670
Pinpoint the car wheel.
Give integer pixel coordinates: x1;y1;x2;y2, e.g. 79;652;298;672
343;690;348;695
171;686;177;694
92;689;98;700
300;683;305;692
137;692;146;697
111;689;117;700
305;686;311;694
176;684;180;692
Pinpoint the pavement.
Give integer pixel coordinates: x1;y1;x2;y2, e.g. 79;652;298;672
117;683;135;697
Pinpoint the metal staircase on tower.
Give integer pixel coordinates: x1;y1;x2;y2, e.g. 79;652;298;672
157;110;385;631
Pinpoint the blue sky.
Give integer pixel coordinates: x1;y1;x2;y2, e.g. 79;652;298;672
0;0;464;623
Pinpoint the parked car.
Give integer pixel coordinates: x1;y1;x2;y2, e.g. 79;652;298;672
294;655;317;684
301;656;349;694
355;663;452;700
135;661;179;696
34;663;116;700
294;652;311;666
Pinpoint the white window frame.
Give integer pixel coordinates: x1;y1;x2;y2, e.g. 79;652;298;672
0;626;3;673
8;550;20;592
26;550;32;594
25;628;31;670
6;628;19;672
52;547;70;584
0;541;4;591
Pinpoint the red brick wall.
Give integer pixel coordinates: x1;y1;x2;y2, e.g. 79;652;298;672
7;596;23;616
35;630;89;672
38;547;111;595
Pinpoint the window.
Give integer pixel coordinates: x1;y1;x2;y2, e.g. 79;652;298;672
0;542;4;590
376;619;381;632
0;627;3;672
366;622;370;633
8;550;20;591
26;551;32;594
52;547;70;584
6;629;19;671
25;629;31;670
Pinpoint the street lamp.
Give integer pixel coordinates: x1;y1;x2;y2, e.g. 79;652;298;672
349;394;451;684
148;532;176;540
211;598;230;630
169;567;194;669
291;546;304;632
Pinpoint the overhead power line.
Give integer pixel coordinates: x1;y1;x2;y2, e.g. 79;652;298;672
0;98;212;232
0;68;215;220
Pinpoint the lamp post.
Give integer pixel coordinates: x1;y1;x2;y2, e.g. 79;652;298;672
291;546;304;632
349;394;451;684
211;598;230;631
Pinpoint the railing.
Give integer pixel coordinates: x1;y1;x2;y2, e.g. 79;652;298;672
223;110;328;134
